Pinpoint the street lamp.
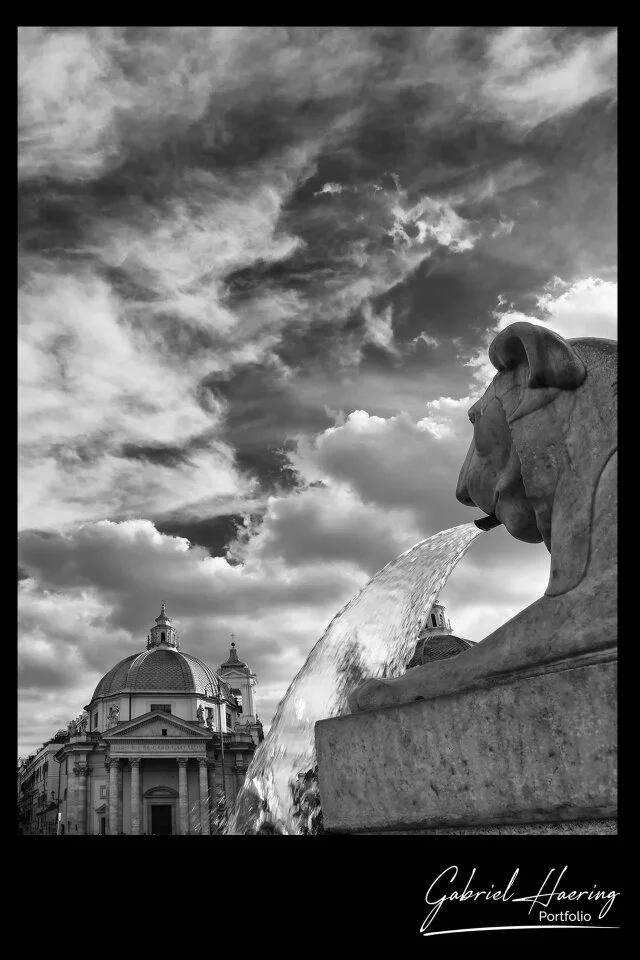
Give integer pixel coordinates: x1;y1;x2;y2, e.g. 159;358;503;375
203;676;227;817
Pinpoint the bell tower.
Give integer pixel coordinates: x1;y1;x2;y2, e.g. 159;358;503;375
146;601;180;650
218;639;257;721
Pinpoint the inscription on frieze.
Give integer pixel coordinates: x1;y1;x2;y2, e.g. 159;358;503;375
110;741;204;753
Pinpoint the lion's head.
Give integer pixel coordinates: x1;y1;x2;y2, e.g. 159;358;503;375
456;321;617;597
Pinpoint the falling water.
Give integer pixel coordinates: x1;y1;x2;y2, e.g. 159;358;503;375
226;521;484;835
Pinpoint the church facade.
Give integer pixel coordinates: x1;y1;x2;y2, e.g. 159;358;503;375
49;604;263;835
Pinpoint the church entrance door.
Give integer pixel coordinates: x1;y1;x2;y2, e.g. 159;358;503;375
151;805;172;835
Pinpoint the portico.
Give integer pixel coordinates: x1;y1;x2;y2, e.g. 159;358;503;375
103;711;212;835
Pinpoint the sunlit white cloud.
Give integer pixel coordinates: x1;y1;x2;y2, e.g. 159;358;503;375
18;268;250;531
412;332;440;349
361;303;398;356
407;26;617;136
483;27;617;130
314;182;346;196
464;276;618;388
291;407;472;533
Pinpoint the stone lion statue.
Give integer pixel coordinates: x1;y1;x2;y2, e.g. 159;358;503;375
350;321;617;712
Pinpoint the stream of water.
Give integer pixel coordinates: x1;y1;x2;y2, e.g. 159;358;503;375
226;520;484;835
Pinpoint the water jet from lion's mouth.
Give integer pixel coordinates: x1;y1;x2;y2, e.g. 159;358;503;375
227;521;483;834
474;513;502;531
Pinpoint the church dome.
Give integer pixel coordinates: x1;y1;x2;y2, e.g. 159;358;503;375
406;635;473;670
405;599;474;671
91;647;221;700
90;604;243;705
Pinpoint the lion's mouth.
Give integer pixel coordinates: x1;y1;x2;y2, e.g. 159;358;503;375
474;513;502;531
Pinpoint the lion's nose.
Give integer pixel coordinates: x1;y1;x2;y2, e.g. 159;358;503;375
456;474;474;506
456;445;476;506
456;487;474;507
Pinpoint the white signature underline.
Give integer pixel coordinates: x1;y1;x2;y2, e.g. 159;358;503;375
422;926;619;937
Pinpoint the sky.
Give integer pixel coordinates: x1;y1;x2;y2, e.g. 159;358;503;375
18;26;617;756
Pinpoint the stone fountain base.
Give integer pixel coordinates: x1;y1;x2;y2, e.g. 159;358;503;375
315;651;617;835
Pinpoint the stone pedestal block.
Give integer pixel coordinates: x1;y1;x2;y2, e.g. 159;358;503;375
315;655;616;835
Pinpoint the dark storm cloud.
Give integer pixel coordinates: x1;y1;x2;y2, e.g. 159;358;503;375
207;362;332;448
155;514;245;558
20;28;617;514
120;443;191;469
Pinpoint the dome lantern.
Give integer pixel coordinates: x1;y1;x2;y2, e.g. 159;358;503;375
146;600;179;650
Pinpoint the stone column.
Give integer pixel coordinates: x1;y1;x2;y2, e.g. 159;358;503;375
198;758;210;835
72;763;91;835
130;759;141;835
235;765;245;800
138;760;144;833
207;760;216;832
178;759;189;835
116;761;124;834
108;759;119;835
104;760;111;832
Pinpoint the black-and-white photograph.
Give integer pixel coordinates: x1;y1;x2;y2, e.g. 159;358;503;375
17;23;618;932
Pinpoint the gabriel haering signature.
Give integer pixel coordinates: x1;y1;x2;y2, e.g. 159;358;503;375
421;865;619;934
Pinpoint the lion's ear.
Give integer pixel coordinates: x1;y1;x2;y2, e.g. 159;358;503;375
489;321;586;390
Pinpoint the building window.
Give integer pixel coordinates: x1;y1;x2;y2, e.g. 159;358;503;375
206;707;213;722
231;689;243;714
225;712;232;729
162;729;167;737
431;613;437;627
161;631;166;643
93;712;98;729
151;703;171;713
99;786;107;799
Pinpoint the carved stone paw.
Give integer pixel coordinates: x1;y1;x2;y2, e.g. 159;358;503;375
348;676;411;713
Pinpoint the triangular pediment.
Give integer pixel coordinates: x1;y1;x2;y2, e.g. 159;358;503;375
220;666;250;678
103;711;211;740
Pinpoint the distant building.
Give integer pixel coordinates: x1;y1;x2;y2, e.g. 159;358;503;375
405;599;474;670
19;603;263;835
17;732;68;835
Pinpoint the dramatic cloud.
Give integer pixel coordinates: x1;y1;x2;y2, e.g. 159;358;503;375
18;519;367;751
464;276;618;387
481;27;617;129
18;27;616;755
